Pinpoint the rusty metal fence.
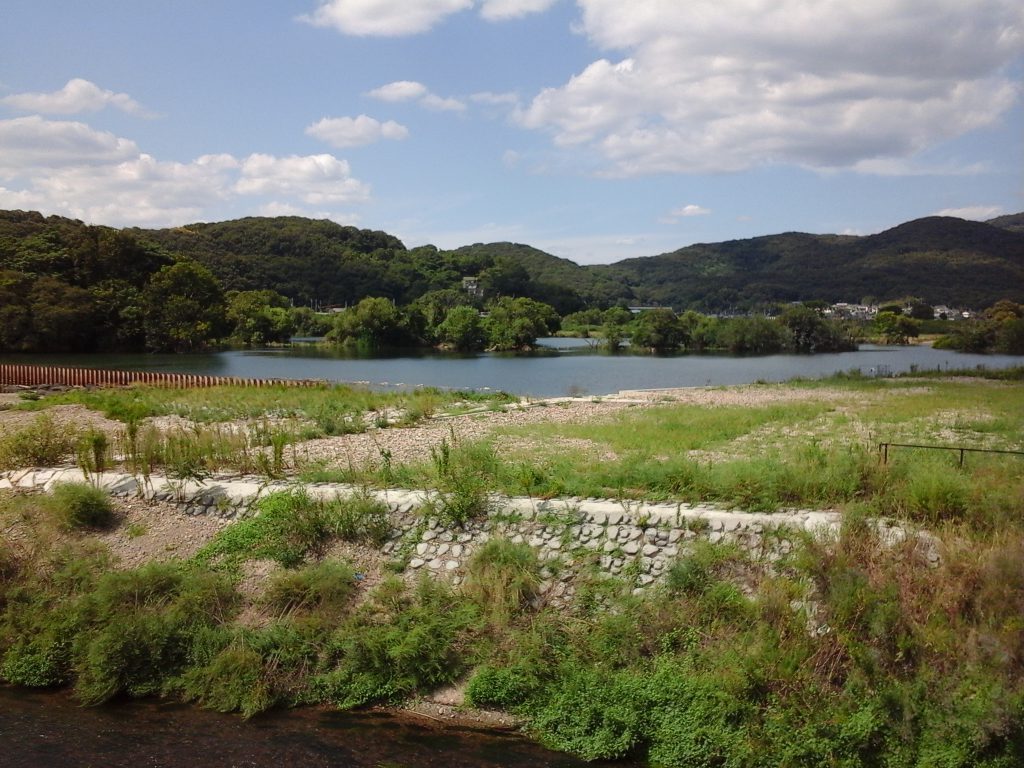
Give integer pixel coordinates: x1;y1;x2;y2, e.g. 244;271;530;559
0;363;321;390
879;441;1024;468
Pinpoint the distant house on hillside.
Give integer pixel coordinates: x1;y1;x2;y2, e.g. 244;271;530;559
628;305;673;314
462;276;482;298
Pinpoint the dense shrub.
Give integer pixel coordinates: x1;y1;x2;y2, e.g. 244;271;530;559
0;413;76;468
50;482;115;530
462;538;540;624
261;560;356;616
194;489;390;569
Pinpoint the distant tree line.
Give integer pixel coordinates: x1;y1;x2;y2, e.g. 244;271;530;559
563;304;858;354
933;300;1024;354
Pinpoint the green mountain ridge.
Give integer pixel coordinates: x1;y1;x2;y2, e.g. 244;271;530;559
596;215;1024;310
2;209;1022;314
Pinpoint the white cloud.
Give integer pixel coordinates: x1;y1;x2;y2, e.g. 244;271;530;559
299;0;472;36
471;91;520;106
479;0;557;21
235;154;370;205
367;81;430;102
0;117;371;227
502;149;522;168
258;201;362;224
518;0;1024;175
299;0;554;35
668;204;711;218
420;93;466;112
306;115;409;147
1;78;152;117
368;80;465;111
0;116;139;172
934;205;1004;220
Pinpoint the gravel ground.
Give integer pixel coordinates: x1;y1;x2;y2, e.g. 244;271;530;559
291;384;873;471
94;496;229;569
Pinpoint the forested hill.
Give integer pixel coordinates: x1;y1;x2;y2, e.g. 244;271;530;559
134;217;409;308
597;215;1024;311
2;209;1023;321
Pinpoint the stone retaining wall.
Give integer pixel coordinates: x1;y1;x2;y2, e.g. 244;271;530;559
2;467;850;599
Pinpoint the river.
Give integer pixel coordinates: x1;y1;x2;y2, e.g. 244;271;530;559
1;342;1020;397
0;687;632;768
4;346;1019;399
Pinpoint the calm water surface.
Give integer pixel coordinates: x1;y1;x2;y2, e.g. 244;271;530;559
2;343;1020;397
0;687;632;768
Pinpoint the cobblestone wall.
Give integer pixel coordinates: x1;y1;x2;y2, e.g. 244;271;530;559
3;467;853;601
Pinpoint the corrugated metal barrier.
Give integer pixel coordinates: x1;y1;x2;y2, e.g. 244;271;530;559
0;363;321;389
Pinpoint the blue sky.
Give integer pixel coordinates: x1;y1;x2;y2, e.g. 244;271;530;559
1;0;1021;264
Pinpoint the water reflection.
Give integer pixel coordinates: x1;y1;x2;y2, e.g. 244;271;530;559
0;687;631;768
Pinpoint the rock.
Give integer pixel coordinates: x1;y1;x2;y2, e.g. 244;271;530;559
623;541;640;555
642;543;660;556
409;558;426;569
415;543;430;555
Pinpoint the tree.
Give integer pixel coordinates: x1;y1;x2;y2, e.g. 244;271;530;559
29;277;94;352
631;309;684;352
479;259;530;298
143;261;227;352
226;290;294;346
778;305;854;353
484;297;559;350
873;311;919;345
90;279;146;350
0;270;33;351
329;297;410;349
407;289;472;343
600;306;634;352
719;317;788;354
436;306;485;351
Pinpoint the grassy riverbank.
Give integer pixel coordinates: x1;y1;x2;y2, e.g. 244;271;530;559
1;373;1022;766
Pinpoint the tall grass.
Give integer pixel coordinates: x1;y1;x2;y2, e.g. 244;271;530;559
462;539;541;625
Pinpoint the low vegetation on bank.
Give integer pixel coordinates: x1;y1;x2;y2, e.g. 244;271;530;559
1;373;1022;766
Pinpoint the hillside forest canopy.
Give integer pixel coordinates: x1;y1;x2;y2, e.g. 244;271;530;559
0;209;1022;355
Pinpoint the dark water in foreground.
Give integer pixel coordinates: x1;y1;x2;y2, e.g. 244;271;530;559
0;687;633;768
2;343;1021;397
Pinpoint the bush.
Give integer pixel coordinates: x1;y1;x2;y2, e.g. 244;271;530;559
528;667;648;760
331;491;391;546
665;540;743;597
178;632;275;718
312;578;478;709
73;562;236;704
50;482;115;530
462;538;540;625
195;489;340;569
466;664;540;709
0;413;76;468
262;560;356;616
